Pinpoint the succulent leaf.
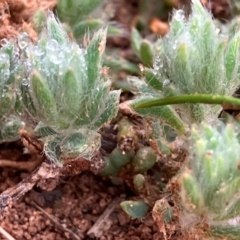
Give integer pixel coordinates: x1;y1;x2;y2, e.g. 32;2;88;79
30;71;58;126
132;146;157;173
131;28;143;57
120;200;149;219
140;40;154;67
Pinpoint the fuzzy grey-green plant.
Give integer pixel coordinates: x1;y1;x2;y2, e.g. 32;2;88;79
0;40;24;143
121;0;240;139
179;122;240;239
121;0;240;127
152;0;240;124
19;13;120;165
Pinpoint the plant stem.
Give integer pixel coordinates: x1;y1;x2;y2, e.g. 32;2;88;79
132;94;240;109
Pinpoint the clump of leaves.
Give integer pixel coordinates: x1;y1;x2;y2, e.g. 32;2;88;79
179;122;240;239
19;13;120;165
122;0;240;130
152;0;240;123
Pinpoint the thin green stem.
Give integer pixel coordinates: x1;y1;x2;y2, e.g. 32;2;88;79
132;94;240;109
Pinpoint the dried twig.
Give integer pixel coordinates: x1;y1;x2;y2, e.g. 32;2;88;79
0;226;16;240
0;157;43;172
87;197;123;238
31;202;83;240
0;162;59;219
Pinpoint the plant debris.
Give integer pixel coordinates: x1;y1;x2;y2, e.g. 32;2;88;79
0;0;56;41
